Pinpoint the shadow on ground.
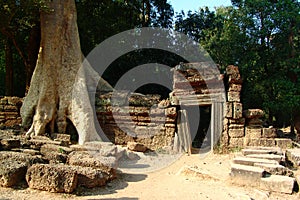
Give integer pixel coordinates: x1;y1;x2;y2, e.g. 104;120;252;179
75;172;147;197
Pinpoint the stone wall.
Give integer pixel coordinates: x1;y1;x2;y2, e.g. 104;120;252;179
223;65;245;148
222;66;292;149
0;97;23;129
96;91;177;151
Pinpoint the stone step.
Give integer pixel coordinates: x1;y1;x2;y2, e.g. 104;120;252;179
242;147;283;156
286;148;300;167
230;164;265;183
253;163;289;176
260;175;296;194
246;154;284;163
233;157;279;166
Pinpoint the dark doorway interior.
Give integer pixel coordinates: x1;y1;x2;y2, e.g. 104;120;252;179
184;105;211;148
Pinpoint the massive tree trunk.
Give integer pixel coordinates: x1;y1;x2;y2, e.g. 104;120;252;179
20;0;112;144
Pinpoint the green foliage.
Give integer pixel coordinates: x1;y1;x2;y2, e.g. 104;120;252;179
175;0;300;127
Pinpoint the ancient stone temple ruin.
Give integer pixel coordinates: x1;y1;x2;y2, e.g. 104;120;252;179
0;64;295;151
0;63;299;194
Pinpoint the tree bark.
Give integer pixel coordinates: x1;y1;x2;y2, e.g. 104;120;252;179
20;0;112;144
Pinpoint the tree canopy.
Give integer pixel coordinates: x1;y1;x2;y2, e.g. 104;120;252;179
0;0;299;127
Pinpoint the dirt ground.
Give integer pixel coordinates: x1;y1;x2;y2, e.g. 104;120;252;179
0;150;299;200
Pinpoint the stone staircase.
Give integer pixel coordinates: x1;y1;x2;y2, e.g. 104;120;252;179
230;146;299;194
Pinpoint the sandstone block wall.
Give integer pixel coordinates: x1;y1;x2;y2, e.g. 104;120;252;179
96;91;177;151
0;97;22;129
222;66;245;148
222;66;288;149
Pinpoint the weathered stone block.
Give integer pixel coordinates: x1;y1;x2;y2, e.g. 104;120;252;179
227;91;240;102
127;142;147;152
246;154;284;162
245;127;262;138
1;139;20;150
244;138;260;146
262;128;277;138
275;138;293;149
233;102;243;119
67;151;117;179
0;151;44;166
259;138;276;147
229;118;245;125
228;84;242;92
165;107;177;118
228;126;244;138
260;175;295;194
7;97;22;106
254;163;291;176
242;147;283;156
28;138;64;150
26;164;78;193
233;157;279;166
286;149;300;167
229;138;244;148
247;118;263;126
40;144;73;155
226;65;240;76
0;159;27;187
52;133;71;142
230;164;265;184
43;152;68;164
225;102;233;118
243;109;264;119
72;166;108;188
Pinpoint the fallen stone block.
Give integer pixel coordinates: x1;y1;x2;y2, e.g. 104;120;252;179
0;159;27;187
71;166;109;188
127;142;147;152
260;175;296;194
51;133;71;142
26;164;78;193
67;151;117;180
275;138;293;149
246;154;284;163
21;149;41;156
71;142;120;156
27;138;64;150
0;151;44;166
242;147;283;156
233;157;279;166
286;148;300;167
230;164;265;184
1;138;21;150
40;144;73;155
43;152;68;164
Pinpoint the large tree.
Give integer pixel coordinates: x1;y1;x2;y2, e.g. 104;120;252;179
20;0;112;144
